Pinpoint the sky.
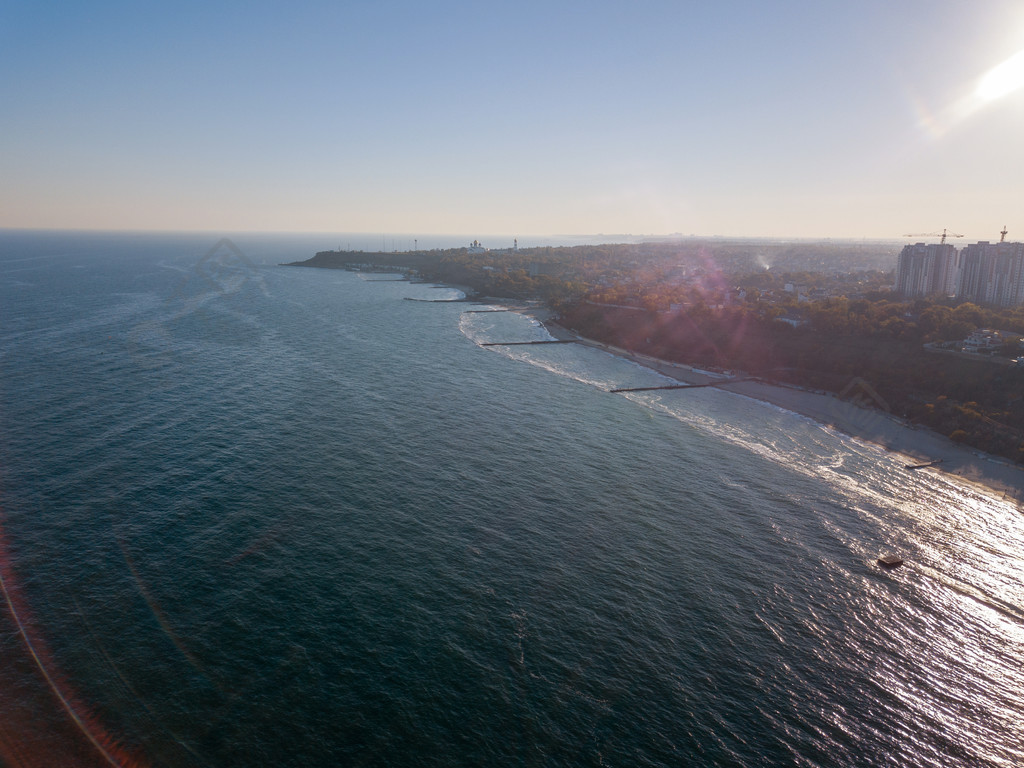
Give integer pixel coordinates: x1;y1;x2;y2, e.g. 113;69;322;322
2;0;1024;241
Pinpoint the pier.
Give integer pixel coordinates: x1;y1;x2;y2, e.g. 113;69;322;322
480;340;576;347
905;459;943;470
610;377;755;394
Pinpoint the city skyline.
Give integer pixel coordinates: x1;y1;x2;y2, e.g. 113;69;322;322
3;1;1024;240
897;237;1024;307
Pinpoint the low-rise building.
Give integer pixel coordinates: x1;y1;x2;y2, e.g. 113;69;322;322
961;328;1014;353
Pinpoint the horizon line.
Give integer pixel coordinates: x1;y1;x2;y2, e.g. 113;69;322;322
0;226;911;244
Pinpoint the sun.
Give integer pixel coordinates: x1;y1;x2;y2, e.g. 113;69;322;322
976;49;1024;101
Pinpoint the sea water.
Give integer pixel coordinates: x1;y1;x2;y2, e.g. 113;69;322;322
1;231;1022;767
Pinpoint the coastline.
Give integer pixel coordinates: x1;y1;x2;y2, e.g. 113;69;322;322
512;306;1024;500
338;270;1024;500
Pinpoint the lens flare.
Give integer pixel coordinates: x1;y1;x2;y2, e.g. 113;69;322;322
0;520;146;768
977;49;1024;101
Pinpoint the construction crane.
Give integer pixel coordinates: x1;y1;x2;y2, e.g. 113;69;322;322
903;228;964;244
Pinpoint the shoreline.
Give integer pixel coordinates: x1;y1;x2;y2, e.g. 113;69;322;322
347;273;1024;500
513;306;1024;500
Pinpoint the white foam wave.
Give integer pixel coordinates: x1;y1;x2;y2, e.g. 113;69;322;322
455;310;1022;548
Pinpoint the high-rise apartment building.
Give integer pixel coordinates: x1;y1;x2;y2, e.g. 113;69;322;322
956;241;1024;307
894;242;958;297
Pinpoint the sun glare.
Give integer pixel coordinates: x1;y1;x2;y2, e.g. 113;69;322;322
977;49;1024;101
919;47;1024;138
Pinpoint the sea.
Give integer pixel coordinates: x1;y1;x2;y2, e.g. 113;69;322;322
0;231;1022;768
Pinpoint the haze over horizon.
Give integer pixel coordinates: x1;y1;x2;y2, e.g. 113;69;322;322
3;1;1024;242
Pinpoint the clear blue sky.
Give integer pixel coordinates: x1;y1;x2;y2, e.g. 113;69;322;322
3;0;1023;240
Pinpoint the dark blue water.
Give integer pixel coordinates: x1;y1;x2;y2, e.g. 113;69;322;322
1;231;1022;767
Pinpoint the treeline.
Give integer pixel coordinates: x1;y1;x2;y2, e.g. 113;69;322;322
293;239;900;303
765;297;1024;343
296;246;599;302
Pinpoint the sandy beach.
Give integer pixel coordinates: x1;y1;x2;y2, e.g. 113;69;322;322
513;306;1024;500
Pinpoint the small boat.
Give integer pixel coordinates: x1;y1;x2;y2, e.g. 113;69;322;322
905;459;943;470
877;554;904;568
